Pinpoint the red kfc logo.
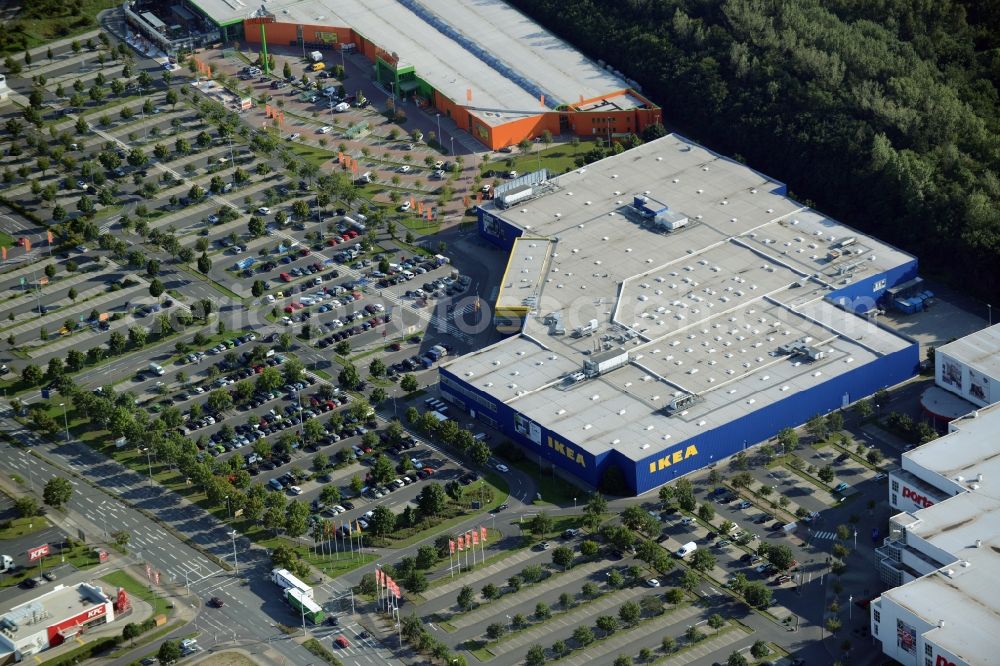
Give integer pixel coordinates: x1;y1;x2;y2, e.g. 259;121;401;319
902;487;934;508
85;606;105;620
936;656;957;666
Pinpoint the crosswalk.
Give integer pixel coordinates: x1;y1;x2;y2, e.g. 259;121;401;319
810;530;836;540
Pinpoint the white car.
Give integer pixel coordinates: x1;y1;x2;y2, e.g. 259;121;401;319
287;133;301;141
332;505;346;514
755;563;769;573
257;207;270;215
508;170;518;178
433;160;444;169
398;165;411;173
265;294;275;303
646;579;661;588
289;486;303;495
318;126;332;134
207;214;219;223
495;463;509;473
399;201;411;212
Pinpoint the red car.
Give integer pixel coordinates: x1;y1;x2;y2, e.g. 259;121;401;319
334;636;349;648
326;238;340;246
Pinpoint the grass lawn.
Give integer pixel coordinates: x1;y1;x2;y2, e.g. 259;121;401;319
256;536;375;579
511;459;585;506
480;141;591;179
381;472;509;549
1;1;118;54
0;515;51;539
286;142;339;170
398;215;440;235
101;569;172;617
0;231;13;249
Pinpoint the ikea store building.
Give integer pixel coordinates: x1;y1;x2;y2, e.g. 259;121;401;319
440;134;921;495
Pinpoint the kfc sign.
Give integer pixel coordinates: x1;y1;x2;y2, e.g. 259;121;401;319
902;487;934;509
28;544;50;561
84;606;106;620
936;656;957;666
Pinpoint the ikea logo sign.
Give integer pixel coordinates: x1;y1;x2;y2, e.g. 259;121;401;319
648;445;699;474
547;436;586;468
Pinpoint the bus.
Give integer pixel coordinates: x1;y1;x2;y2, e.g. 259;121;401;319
270;568;313;599
286;587;324;624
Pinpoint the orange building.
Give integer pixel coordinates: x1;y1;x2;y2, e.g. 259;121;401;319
229;0;660;151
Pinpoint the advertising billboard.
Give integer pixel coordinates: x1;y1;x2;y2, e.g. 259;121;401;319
968;368;991;405
896;618;917;654
28;544;50;561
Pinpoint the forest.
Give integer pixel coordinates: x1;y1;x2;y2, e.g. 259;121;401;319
509;0;1000;303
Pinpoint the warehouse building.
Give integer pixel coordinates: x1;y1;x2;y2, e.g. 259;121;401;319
0;583;125;659
439;134;921;495
184;0;661;149
871;401;1000;666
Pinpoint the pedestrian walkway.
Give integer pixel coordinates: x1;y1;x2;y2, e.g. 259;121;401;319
810;530;836;540
451;560;607;629
421;547;539;603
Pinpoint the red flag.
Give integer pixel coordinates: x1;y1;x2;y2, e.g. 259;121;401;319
480;526;487;541
466;88;472;102
540;94;545;107
154;570;160;585
23;238;31;253
1;246;6;261
47;230;53;244
449;539;455;554
457;535;463;551
417;201;424;215
409;194;416;209
471;531;479;546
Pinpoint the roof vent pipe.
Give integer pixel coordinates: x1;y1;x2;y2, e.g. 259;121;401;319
939;620;945;628
976;539;983;548
977;473;984;482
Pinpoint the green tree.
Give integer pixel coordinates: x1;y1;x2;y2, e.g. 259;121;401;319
400;374;418;393
457;585;474;611
417;483;447;516
15;496;39;518
43;477;73;509
572;625;594;647
727;652;749;666
552;546;574;570
158;640;181;664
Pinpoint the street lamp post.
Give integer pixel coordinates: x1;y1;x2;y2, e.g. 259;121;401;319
435;113;441;145
450;136;454;156
229;529;239;575
59;402;69;441
140;448;153;484
989;304;993;326
225;495;232;520
849;594;853;620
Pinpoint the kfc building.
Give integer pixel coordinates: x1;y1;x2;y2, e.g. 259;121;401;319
0;583;124;659
872;403;1000;666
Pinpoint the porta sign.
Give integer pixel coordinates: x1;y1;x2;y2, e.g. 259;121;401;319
936;656;957;666
28;544;50;561
902;486;934;509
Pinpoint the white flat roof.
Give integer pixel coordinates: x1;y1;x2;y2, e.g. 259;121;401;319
881;402;1000;665
447;134;916;460
936;322;1000;379
196;0;629;113
905;400;1000;484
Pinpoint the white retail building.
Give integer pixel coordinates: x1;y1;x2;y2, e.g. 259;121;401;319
873;401;1000;666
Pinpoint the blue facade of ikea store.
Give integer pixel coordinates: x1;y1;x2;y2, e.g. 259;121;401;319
440;342;919;496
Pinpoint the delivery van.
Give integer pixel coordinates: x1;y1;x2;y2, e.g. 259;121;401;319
675;541;697;558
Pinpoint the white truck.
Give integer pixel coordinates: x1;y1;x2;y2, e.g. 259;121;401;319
0;554;15;573
309;50;323;63
333;101;350;113
149;362;165;376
